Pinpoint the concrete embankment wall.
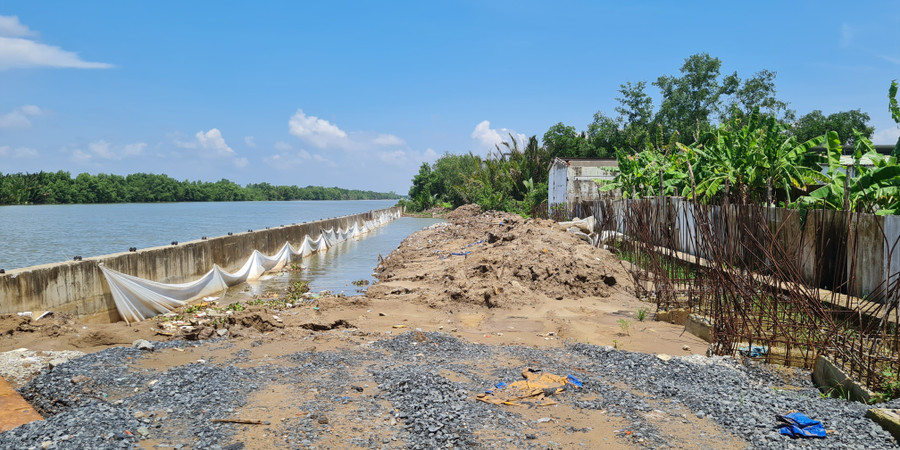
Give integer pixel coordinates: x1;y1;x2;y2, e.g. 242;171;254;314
0;205;402;322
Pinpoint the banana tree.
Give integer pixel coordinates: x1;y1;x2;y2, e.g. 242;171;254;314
794;131;900;214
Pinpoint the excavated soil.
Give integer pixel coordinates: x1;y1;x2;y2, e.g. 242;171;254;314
369;206;631;309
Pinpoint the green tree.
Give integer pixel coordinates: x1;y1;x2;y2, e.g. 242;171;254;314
614;81;654;151
792;109;873;145
653;53;728;143
542;122;582;158
720;69;794;122
889;80;900;156
586;111;623;157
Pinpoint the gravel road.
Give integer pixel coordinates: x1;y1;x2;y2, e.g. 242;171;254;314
1;331;897;449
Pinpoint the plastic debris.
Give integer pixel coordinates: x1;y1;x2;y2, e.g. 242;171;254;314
738;345;769;358
450;251;471;256
476;368;582;406
566;374;583;387
777;411;828;438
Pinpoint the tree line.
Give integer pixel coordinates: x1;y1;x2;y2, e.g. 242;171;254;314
542;53;877;160
0;171;400;205
403;53;897;215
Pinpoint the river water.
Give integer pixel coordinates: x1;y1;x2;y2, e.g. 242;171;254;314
243;215;442;297
0;200;401;270
1;199;443;296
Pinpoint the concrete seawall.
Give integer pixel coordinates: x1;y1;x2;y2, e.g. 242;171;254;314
0;205;403;322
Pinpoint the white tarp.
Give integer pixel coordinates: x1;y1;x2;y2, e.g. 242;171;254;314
99;210;399;323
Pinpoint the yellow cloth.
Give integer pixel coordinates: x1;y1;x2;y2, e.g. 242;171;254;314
476;368;575;406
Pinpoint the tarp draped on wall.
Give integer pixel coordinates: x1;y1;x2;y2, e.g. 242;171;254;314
99;210;399;323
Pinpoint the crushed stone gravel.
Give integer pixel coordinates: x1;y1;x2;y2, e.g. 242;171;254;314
0;332;897;449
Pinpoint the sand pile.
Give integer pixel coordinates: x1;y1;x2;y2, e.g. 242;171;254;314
368;205;632;308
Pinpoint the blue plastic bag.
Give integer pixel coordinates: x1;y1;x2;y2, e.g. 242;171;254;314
778;412;827;438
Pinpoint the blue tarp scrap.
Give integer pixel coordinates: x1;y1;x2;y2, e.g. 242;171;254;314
738;345;769;358
777;412;827;438
450;251;471;256
566;375;583;387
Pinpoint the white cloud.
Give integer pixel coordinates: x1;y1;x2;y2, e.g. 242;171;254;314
0;145;38;158
0;104;44;128
0;36;113;70
69;140;146;162
873;126;900;145
70;148;92;163
0;15;111;69
274;141;292;151
0;110;30;128
175;128;248;168
262;149;312;169
471;120;526;151
194;129;235;158
377;150;408;165
423;148;439;161
373;134;405;146
0;16;35;38
877;54;900;65
88;140;113;159
288;109;349;148
18;104;42;115
244;136;257;147
122;142;146;157
312;153;336;166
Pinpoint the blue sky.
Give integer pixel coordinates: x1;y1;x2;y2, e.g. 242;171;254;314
1;1;898;194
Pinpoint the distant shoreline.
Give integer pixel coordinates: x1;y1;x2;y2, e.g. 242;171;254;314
0;171;401;206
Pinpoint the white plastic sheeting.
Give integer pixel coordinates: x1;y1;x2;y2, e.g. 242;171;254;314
99;210;399;323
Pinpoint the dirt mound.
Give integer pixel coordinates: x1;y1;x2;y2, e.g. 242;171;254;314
0;315;33;336
227;309;285;332
368;209;632;309
0;314;74;338
444;204;482;222
69;330;135;348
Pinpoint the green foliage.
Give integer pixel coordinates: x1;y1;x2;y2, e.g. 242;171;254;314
890;80;900;157
636;308;648;322
543;53;798;157
225;302;245;312
793;130;900;215
404;135;549;216
608;81;900;216
792;109;874;145
872;369;900;403
610;108;828;206
286;279;310;302
616;318;631;335
0;171;399;205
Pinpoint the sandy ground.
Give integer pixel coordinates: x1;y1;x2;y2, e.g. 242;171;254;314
0;205;737;448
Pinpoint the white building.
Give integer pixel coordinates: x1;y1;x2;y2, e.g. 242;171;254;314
548;157;618;216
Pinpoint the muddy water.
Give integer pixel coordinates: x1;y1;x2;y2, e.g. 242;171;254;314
227;216;443;300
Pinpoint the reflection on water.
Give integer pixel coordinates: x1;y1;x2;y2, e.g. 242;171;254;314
226;217;443;299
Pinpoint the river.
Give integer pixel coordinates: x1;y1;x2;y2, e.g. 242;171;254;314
1;200;444;295
0;200;410;270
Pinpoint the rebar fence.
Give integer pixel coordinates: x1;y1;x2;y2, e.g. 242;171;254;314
590;194;900;395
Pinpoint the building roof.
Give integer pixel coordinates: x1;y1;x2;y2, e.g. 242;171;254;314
551;157;618;167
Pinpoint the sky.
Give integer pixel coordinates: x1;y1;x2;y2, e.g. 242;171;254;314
0;1;899;194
